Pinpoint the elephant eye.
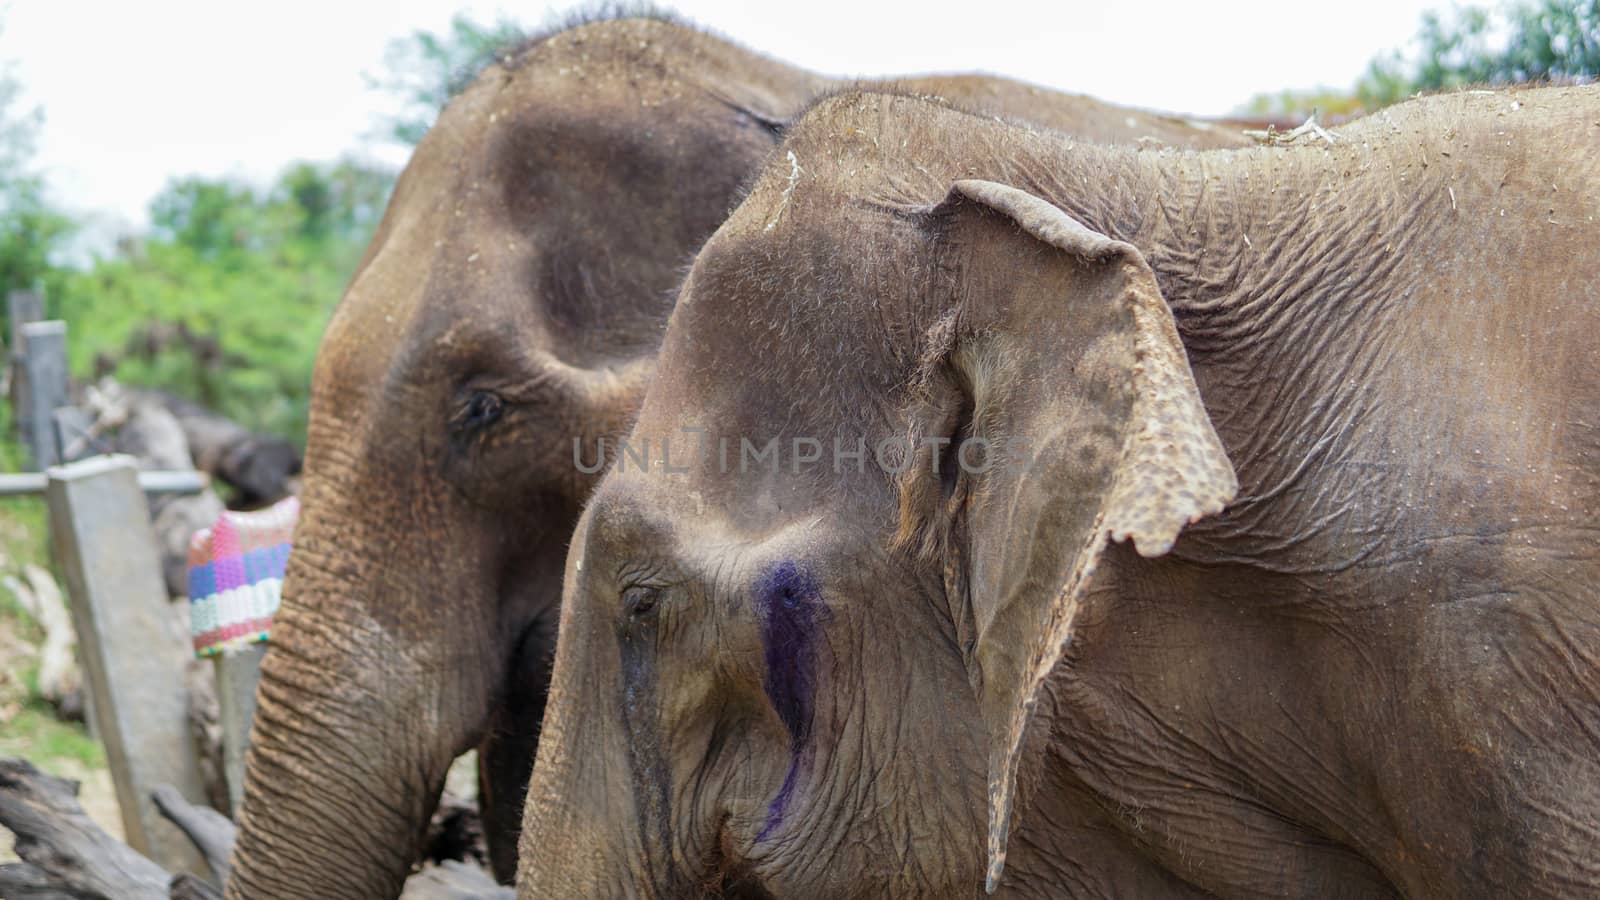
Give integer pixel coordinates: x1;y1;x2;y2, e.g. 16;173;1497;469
623;586;661;617
457;390;504;433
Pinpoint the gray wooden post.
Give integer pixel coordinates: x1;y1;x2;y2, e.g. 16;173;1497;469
8;288;44;444
0;469;209;496
46;455;209;876
21;320;68;468
8;288;44;365
212;644;266;816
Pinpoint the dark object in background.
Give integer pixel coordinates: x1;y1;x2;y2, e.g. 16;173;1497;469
138;389;301;508
423;791;489;870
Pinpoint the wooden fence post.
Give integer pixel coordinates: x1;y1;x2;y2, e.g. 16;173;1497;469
46;455;209;876
212;645;266;816
8;288;44;449
20;320;68;469
7;288;44;366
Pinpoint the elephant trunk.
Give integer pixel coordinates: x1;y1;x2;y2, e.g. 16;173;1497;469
517;610;655;897
225;534;485;898
226;652;440;897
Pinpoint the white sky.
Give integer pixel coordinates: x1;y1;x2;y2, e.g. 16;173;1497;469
3;0;1443;241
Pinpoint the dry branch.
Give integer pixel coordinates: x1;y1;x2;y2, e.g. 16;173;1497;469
168;871;223;900
150;786;234;885
0;861;84;899
2;563;81;717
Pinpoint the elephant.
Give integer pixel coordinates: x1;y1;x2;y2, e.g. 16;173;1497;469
518;83;1600;898
224;12;1254;899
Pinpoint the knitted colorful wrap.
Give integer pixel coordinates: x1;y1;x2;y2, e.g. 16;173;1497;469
187;496;299;658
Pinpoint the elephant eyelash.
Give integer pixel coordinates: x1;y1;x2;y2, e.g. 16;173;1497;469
623;585;662;617
449;390;506;441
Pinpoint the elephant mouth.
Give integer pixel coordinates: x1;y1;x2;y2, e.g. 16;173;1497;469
703;815;778;899
718;872;778;900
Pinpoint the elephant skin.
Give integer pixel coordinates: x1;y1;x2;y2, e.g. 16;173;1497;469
224;12;1254;900
519;84;1600;898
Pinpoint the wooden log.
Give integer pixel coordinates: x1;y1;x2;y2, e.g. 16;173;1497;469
0;861;84;899
45;455;210;876
131;390;300;505
0;756;169;900
169;872;223;900
210;645;265;818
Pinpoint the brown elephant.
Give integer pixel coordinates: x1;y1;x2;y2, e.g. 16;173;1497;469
224;12;1252;899
518;84;1600;897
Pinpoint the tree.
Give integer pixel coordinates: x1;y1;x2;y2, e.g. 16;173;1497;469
367;13;527;146
0;14;72;304
148;178;265;262
1242;0;1599;117
55;159;395;443
273;160;395;250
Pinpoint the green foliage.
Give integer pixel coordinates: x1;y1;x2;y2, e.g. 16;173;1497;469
1412;0;1599;87
0;702;104;769
148;178;266;262
0;9;401;450
368;12;527;146
1240;88;1373;120
53;159;395;443
1243;0;1599;117
0;13;74;332
0;405;50;575
0;409;70;768
0;382;47;599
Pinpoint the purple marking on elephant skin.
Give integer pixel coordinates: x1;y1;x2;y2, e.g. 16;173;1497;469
754;560;827;842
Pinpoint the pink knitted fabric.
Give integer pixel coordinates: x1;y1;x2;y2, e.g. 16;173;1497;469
187;496;298;657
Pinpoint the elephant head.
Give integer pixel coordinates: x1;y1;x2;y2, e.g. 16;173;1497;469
224;17;826;897
518;92;1235;896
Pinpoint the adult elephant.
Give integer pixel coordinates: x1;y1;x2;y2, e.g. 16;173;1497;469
519;84;1600;897
225;13;1251;899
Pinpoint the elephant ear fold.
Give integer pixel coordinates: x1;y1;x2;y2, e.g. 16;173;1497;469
929;180;1237;892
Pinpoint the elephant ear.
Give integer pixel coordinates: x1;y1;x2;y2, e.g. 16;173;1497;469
924;180;1236;892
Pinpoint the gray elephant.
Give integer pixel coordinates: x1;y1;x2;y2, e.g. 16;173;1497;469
518;84;1600;897
224;12;1253;898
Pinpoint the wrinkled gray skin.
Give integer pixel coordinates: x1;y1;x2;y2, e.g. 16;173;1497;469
520;85;1600;897
225;14;1252;899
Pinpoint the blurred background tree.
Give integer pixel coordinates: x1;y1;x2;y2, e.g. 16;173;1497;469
52;159;396;442
1243;0;1598;117
0;9;411;445
0;14;73;335
367;12;528;146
